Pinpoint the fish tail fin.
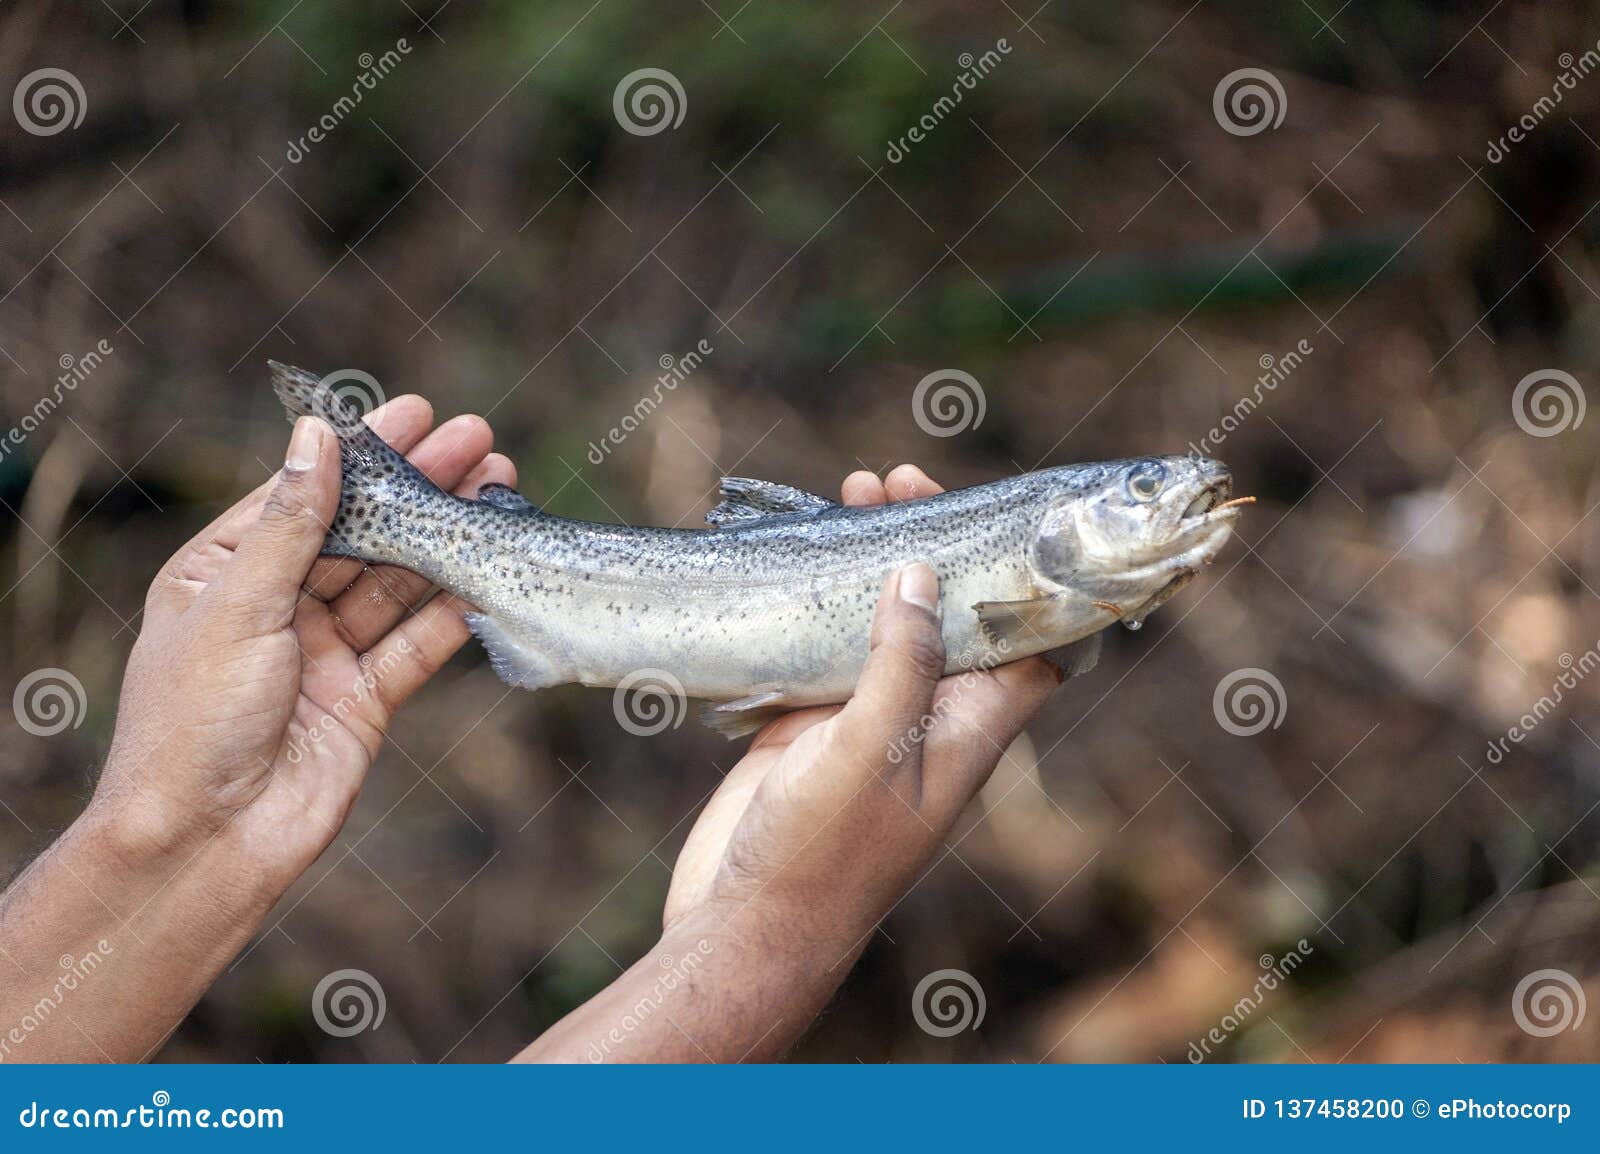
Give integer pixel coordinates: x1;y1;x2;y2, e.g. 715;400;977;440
268;360;446;563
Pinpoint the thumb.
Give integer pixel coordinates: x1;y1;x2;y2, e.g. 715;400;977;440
209;416;340;633
835;563;946;768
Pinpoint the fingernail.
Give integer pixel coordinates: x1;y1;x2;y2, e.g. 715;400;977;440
897;562;938;613
285;416;321;472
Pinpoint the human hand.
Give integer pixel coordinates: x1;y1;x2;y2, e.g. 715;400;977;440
664;465;1060;942
0;394;514;1062
522;465;1062;1063
93;397;514;887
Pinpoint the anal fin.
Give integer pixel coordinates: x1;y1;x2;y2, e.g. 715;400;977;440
701;690;791;740
1041;632;1102;680
464;612;559;690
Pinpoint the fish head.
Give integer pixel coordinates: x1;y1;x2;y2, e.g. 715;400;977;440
1030;455;1247;610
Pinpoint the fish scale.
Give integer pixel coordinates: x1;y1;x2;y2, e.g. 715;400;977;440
270;362;1247;737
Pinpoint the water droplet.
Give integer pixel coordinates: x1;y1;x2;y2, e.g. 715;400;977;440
1123;619;1143;631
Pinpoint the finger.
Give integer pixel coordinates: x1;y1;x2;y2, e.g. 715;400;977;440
202;417;340;635
833;564;945;775
207;397;434;558
750;703;842;751
358;592;478;723
304;402;479;601
884;463;943;503
840;470;887;507
926;656;1058;774
316;448;515;647
152;397;435;615
318;418;503;648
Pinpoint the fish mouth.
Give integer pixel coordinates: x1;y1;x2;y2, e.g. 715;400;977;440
1182;478;1254;521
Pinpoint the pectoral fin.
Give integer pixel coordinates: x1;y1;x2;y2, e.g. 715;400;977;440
701;690;791;739
973;597;1064;648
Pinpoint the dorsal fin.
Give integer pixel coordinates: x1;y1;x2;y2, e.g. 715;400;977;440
706;477;837;527
476;482;541;515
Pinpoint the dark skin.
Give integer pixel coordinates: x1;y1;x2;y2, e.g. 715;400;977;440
0;397;1059;1063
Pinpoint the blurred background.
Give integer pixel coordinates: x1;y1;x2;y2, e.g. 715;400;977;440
3;0;1600;1063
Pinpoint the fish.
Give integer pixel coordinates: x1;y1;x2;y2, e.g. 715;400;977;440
270;362;1251;737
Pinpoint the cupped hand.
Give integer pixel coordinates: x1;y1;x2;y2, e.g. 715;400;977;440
93;399;514;885
664;464;1062;951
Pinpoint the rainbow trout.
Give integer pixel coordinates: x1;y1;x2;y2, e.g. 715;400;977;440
272;362;1249;737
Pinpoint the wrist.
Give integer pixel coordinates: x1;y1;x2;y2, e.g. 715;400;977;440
79;785;288;917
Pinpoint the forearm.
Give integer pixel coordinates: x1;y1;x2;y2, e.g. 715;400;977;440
517;901;870;1063
0;798;281;1062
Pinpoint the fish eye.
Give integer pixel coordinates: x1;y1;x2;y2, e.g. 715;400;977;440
1126;461;1167;503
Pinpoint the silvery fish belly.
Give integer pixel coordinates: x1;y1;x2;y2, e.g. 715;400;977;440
270;363;1250;737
